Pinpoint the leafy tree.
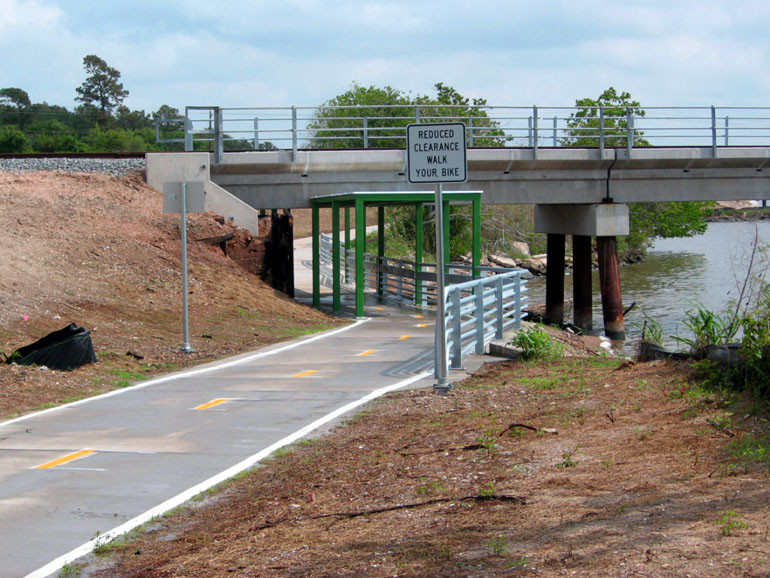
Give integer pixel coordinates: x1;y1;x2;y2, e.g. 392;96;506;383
116;105;152;131
28;120;83;152
415;82;505;146
75;55;129;124
0;87;32;128
562;87;647;148
307;82;504;149
564;87;712;258
0;125;28;152
152;104;181;121
307;83;414;148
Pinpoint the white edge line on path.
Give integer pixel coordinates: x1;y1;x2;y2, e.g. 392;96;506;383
24;369;432;578
1;318;370;429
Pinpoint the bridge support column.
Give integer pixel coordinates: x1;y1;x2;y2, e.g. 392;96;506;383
573;235;593;333
597;236;625;340
544;233;565;327
535;203;629;339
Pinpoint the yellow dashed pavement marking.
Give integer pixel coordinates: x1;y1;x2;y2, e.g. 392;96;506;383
358;349;377;356
417;323;428;328
194;398;230;410
294;370;319;378
413;314;424;319
372;306;386;311
399;335;411;341
35;449;95;470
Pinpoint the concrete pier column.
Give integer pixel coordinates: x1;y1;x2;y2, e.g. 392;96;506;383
572;235;593;333
597;235;625;339
545;233;565;327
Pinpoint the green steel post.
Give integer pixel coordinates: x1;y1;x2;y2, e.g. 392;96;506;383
355;198;366;318
344;206;351;283
415;203;424;306
332;201;341;313
312;204;320;309
377;206;385;296
472;195;481;278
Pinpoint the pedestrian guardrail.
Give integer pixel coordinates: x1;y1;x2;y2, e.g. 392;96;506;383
319;234;528;374
156;105;770;162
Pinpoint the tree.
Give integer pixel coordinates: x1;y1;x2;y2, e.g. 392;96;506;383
307;83;414;148
564;87;711;258
0;87;32;128
562;87;647;148
75;55;129;124
307;82;505;149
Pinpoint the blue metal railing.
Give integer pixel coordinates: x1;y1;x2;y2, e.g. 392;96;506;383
319;234;528;374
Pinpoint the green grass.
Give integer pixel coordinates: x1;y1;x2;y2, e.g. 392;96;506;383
728;433;770;473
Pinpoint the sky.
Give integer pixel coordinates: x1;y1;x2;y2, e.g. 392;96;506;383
2;0;769;115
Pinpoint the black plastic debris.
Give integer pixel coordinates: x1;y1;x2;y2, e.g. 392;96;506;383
7;323;97;371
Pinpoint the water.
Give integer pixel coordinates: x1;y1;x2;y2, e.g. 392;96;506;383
527;221;770;351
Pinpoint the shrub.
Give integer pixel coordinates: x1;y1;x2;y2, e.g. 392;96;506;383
511;326;563;360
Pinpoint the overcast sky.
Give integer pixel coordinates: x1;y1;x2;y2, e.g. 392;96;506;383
2;0;768;114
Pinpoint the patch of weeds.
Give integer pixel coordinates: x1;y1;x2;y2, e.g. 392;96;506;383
270;446;294;460
417;478;446;496
601;458;614;468
109;369;146;388
506;556;532;569
710;410;734;431
634;427;651;441
477;481;497;499
680;408;699;420
510;326;564;361
728;433;770;473
487;535;509;556
714;510;749;536
563;406;588;426
476;430;499;455
555;446;580;468
277;323;338;340
520;376;563;391
634;379;651;391
58;564;83;577
507;426;526;438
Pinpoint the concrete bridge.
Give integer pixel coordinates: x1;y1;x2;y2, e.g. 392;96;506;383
145;104;770;340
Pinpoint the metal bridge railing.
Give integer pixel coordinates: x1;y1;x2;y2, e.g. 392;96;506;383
155;105;770;161
319;234;528;374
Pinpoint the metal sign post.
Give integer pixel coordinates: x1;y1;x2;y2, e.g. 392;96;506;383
163;181;206;353
406;123;467;394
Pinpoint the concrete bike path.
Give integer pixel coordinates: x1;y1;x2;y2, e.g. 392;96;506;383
0;304;441;578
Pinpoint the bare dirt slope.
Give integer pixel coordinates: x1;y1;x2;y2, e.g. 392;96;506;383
0;171;343;419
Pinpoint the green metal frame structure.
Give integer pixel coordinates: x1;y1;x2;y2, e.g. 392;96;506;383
310;191;483;318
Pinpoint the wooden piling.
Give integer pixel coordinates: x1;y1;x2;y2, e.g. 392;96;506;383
597;235;625;339
545;233;565;327
572;235;593;333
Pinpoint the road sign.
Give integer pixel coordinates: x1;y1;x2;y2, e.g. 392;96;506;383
162;181;205;213
407;123;467;184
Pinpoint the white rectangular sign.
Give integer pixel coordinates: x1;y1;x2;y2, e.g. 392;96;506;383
407;122;467;184
162;181;206;214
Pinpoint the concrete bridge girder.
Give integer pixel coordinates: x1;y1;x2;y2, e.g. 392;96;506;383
147;147;770;212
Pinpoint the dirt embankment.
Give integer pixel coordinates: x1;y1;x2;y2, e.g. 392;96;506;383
87;357;770;578
0;170;342;419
